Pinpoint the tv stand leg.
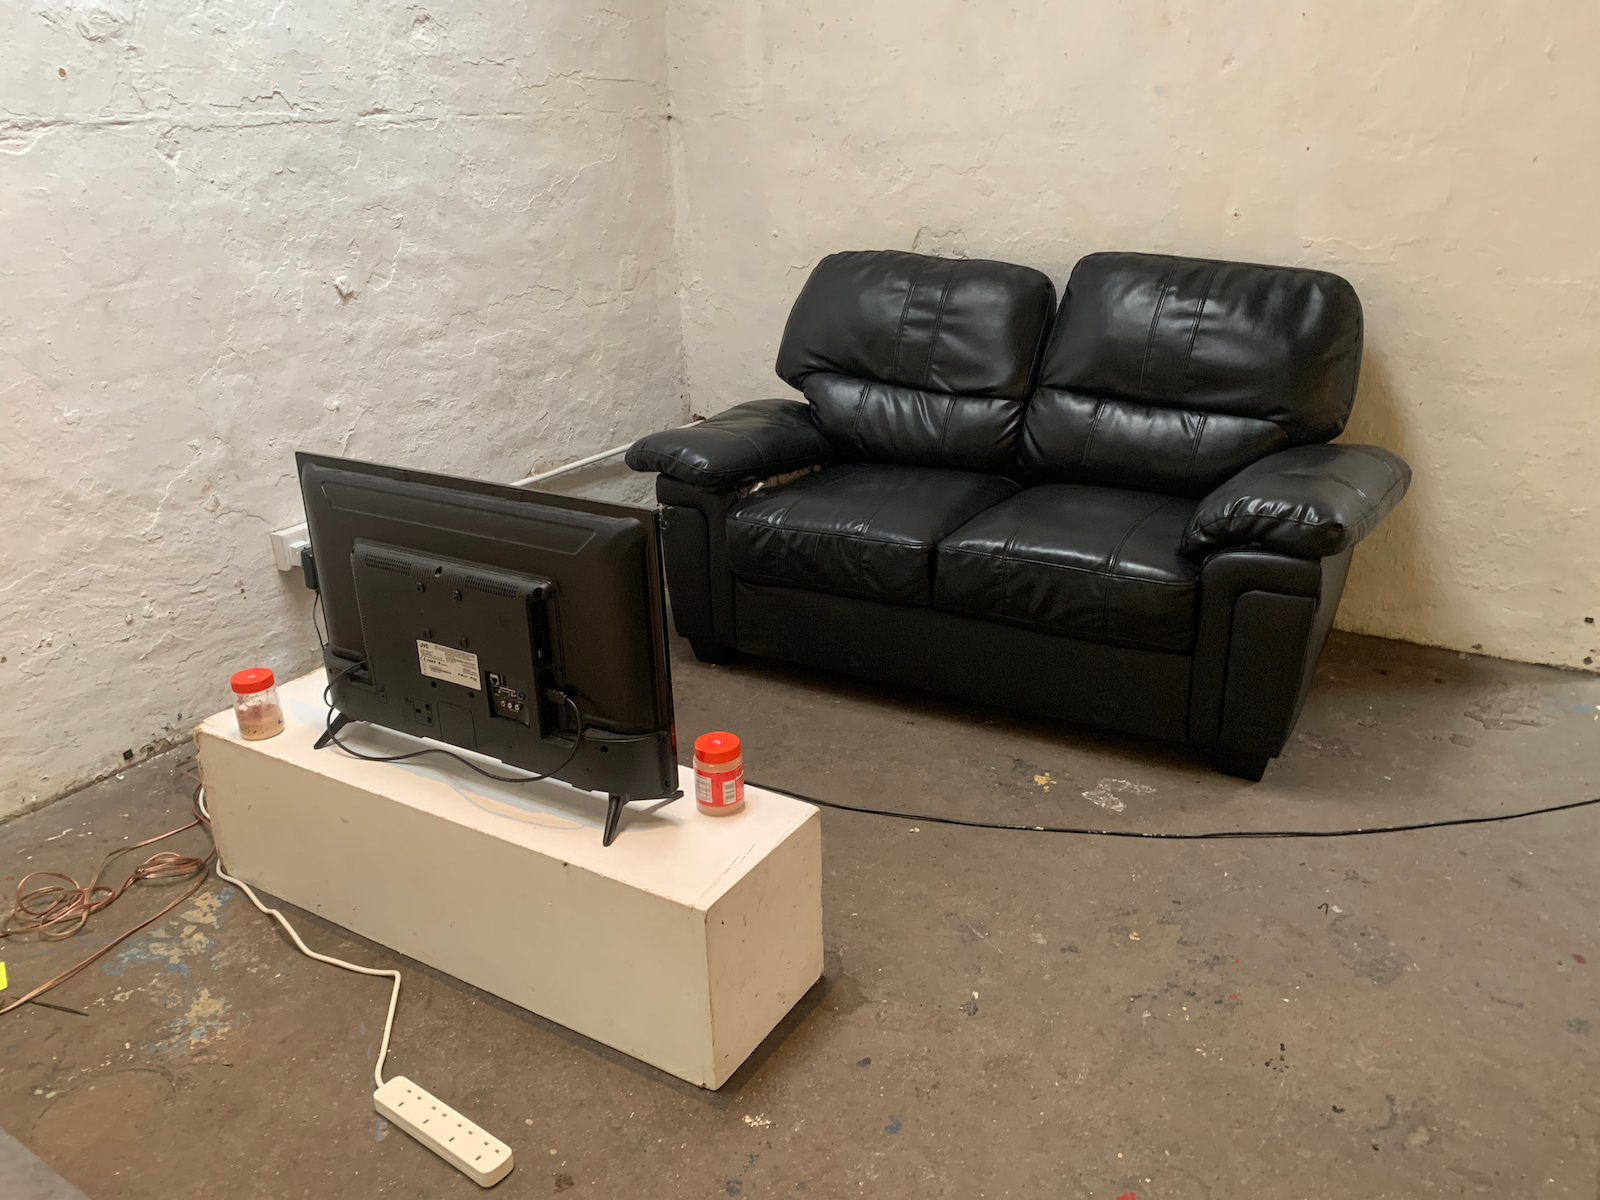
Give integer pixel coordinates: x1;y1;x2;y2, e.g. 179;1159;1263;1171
314;711;353;750
602;794;628;847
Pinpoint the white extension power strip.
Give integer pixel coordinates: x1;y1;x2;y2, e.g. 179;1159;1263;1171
200;786;515;1188
375;1076;515;1187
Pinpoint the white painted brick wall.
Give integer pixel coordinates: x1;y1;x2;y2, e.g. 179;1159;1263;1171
0;1;686;811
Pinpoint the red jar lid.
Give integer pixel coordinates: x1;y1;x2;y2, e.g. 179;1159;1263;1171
694;731;741;765
230;667;276;695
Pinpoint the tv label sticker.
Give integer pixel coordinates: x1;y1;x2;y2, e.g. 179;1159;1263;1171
417;640;480;688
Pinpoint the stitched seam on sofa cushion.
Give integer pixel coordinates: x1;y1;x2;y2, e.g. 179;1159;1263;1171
780;490;808;581
1247;467;1351;483
942;549;1197;585
684;453;823;487
1315;447;1400;507
845;489;917;587
1103;498;1174;576
731;519;933;603
723;427;787;466
1100;498;1171;636
1355;466;1409;533
663;412;827;482
1333;463;1408;537
1137;260;1180;396
1181;412;1209;493
890;257;930;383
1320;446;1404;507
993;496;1043;623
1344;448;1408;522
1080;398;1107;469
934;393;958;462
929;593;1194;649
729;566;926;605
1178;264;1218;387
698;424;824;477
731;480;983;549
729;514;938;552
923;260;959;389
847;378;872;452
852;487;907;540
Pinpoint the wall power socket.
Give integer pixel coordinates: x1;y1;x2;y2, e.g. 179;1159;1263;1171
374;1075;514;1187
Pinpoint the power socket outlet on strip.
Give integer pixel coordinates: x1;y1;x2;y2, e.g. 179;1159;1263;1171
374;1076;514;1187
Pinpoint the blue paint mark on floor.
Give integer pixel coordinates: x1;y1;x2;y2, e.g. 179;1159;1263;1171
101;885;236;977
104;942;193;978
884;1115;903;1135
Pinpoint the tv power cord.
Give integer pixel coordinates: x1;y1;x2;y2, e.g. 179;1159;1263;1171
316;658;669;848
312;605;591;785
319;662;591;785
319;647;1600;840
311;603;1600;841
316;653;1600;839
195;785;515;1187
748;782;1600;839
316;658;652;782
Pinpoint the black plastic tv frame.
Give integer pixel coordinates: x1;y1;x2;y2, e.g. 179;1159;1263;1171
296;452;679;845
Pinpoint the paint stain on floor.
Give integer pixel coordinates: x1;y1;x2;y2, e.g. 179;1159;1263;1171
1082;778;1155;812
102;886;235;978
149;986;235;1054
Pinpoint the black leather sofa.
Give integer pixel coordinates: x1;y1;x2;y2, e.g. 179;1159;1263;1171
627;250;1410;780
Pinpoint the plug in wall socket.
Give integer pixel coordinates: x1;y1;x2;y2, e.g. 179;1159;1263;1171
270;521;310;572
374;1076;514;1187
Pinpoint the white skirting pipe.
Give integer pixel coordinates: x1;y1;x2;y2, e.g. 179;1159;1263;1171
511;419;701;488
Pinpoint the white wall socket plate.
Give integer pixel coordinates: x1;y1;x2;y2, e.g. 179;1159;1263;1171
269;521;309;572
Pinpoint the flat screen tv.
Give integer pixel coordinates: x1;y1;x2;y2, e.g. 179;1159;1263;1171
296;452;677;844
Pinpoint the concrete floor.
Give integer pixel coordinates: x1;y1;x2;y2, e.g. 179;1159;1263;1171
2;631;1597;1199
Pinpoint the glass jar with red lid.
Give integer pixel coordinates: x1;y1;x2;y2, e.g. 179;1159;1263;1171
231;667;284;740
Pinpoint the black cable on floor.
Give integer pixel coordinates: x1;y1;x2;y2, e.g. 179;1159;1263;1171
310;655;1599;838
748;781;1600;840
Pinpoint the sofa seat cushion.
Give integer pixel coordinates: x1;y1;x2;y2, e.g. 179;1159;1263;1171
726;463;1019;607
933;485;1200;651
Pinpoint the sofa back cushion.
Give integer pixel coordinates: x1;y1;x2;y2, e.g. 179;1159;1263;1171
776;250;1056;471
1017;252;1363;497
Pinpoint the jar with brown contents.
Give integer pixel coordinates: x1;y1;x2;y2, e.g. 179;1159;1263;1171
231;667;284;740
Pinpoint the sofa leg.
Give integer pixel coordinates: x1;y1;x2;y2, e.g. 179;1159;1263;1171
1213;746;1271;783
690;641;739;666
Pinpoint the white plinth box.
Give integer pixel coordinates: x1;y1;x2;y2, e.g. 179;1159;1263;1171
196;672;822;1089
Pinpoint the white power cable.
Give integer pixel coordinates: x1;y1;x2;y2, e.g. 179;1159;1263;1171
197;786;402;1090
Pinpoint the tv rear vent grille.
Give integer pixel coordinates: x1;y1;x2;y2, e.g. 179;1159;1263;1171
365;554;413;575
464;575;518;598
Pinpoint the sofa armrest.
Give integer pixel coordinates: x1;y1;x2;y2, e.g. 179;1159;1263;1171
1182;443;1410;560
625;399;837;491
